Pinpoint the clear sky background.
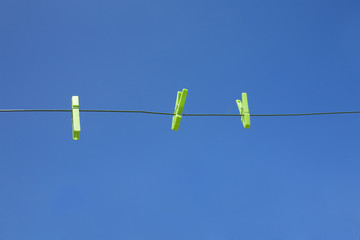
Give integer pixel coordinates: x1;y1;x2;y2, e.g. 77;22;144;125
0;0;360;239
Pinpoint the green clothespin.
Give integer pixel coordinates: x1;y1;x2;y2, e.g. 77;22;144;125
72;96;81;140
236;93;250;128
171;88;188;131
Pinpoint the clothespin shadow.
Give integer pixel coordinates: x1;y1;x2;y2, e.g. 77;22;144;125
171;89;188;131
72;96;81;140
236;93;250;128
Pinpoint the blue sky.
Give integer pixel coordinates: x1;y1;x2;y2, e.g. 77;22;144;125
0;0;360;239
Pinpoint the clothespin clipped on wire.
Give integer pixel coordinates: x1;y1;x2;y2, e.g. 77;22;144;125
171;88;188;131
72;96;81;140
236;93;250;128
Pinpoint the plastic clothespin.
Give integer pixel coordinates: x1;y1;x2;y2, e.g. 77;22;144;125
236;93;250;128
171;88;188;131
72;96;81;140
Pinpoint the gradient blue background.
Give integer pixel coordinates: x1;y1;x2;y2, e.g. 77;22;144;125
1;0;360;239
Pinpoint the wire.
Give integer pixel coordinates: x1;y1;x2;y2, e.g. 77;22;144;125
0;109;360;117
250;111;360;117
184;111;360;117
82;110;174;115
0;109;172;115
0;109;71;112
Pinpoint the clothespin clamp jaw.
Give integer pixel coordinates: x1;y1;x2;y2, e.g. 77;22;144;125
171;89;188;131
236;93;250;128
72;96;81;140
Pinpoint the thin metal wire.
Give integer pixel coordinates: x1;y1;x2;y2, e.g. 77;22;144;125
0;109;71;112
251;111;360;117
81;110;174;115
0;109;360;117
184;111;360;117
